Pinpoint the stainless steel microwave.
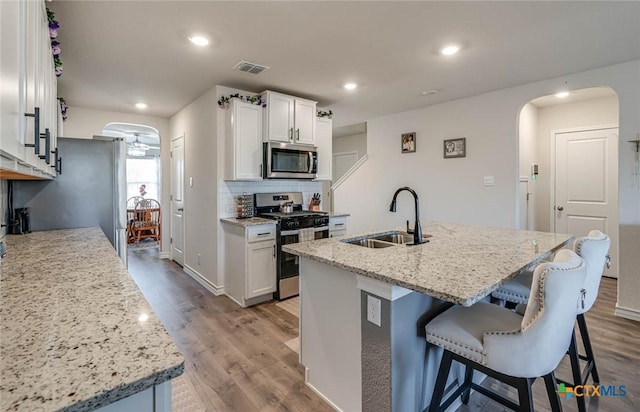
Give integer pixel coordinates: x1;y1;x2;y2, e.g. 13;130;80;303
263;142;317;179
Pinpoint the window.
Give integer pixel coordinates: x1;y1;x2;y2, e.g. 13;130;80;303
127;157;160;201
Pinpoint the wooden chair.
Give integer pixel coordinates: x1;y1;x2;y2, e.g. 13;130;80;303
132;198;161;245
126;196;144;243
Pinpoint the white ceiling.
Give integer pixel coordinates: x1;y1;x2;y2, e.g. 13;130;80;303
49;1;640;127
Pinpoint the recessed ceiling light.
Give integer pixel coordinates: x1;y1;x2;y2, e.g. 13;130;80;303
188;35;209;47
555;91;570;98
343;82;357;90
440;44;460;56
421;89;439;96
135;102;147;109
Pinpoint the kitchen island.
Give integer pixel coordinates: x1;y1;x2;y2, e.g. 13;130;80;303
0;228;184;412
283;221;573;412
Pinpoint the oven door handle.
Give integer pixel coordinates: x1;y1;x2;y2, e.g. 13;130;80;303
314;226;329;232
281;229;300;236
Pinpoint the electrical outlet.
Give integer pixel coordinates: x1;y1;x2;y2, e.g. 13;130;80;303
197;253;201;265
483;176;495;186
367;295;381;327
189;177;194;187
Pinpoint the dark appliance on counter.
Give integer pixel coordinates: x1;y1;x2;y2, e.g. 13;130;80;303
255;192;329;300
5;181;31;235
263;142;317;179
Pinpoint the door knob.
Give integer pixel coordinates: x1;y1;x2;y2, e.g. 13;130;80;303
178;208;184;212
557;206;564;211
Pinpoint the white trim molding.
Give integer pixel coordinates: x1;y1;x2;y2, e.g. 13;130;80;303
183;265;224;296
305;368;344;412
355;275;412;301
159;252;170;259
615;304;640;322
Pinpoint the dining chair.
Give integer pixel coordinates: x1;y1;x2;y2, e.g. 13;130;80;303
425;249;586;412
126;196;144;243
132;198;161;245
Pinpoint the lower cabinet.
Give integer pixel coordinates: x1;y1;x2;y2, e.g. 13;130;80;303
329;216;348;237
222;222;277;307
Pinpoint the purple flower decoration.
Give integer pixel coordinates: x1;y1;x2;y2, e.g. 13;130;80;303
49;20;59;38
51;41;61;55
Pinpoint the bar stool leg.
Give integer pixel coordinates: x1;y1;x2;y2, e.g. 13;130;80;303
568;331;587;412
460;365;473;404
516;378;535;412
577;313;600;385
428;350;453;412
543;372;563;412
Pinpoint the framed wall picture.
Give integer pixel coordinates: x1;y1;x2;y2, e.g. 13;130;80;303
401;132;416;153
443;138;466;158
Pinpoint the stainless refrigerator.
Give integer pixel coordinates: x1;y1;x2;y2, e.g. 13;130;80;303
12;137;128;264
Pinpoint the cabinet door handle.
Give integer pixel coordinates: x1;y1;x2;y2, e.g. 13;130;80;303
259;164;263;177
24;107;40;155
273;244;276;258
296;128;300;141
38;129;50;163
177;208;184;212
334;223;344;227
257;232;270;236
289;127;294;142
57;157;62;174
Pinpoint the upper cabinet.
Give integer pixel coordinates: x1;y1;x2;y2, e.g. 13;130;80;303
224;99;263;181
0;0;57;180
314;117;332;181
262;91;316;145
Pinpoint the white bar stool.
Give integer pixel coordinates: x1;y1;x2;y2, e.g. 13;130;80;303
491;230;610;412
425;249;587;412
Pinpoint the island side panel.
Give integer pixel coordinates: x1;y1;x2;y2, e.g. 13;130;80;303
299;258;362;412
360;291;391;411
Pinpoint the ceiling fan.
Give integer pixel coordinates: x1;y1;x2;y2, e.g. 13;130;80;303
125;132;160;156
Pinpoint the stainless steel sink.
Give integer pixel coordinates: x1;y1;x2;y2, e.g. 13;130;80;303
342;231;432;248
344;238;397;248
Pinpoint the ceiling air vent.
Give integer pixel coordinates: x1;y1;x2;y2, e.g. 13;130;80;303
233;60;270;75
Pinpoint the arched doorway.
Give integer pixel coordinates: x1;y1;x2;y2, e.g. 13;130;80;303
517;86;619;277
102;123;162;252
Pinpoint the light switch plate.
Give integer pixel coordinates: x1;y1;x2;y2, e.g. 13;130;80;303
483;176;495;186
189;177;193;187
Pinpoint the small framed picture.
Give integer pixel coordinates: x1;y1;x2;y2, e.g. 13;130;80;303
443;138;466;158
401;132;416;153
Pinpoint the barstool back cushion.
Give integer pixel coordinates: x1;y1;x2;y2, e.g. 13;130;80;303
575;230;610;314
484;249;586;378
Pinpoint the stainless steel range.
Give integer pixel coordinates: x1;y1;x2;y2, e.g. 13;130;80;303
254;192;329;300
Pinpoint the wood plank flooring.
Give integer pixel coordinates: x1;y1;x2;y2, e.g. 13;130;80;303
127;249;640;412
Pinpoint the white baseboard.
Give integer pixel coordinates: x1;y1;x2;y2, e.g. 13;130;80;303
183;265;224;296
158;252;170;259
304;368;344;412
615;304;640;322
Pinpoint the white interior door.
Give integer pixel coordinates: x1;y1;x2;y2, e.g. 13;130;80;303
170;135;185;266
333;151;359;181
554;127;618;277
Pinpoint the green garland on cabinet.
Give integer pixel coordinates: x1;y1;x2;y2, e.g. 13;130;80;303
317;110;333;119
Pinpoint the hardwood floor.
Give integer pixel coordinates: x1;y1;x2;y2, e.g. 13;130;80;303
128;249;640;412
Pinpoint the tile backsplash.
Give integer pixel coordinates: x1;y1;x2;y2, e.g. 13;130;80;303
219;180;324;218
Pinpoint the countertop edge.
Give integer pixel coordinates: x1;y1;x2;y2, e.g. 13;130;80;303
220;217;276;227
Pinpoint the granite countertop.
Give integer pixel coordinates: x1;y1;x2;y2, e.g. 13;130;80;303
0;228;184;412
220;217;276;227
283;221;573;306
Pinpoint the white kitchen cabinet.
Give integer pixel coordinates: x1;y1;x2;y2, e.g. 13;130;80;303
329;216;348;237
224;99;263;180
262;90;316;145
222;222;277;307
0;0;57;179
314;117;332;180
0;0;22;162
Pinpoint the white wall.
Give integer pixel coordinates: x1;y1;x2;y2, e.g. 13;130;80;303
169;88;219;290
333;60;640;320
534;95;619;232
333;133;367;159
518;103;538;229
58;106;171;254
